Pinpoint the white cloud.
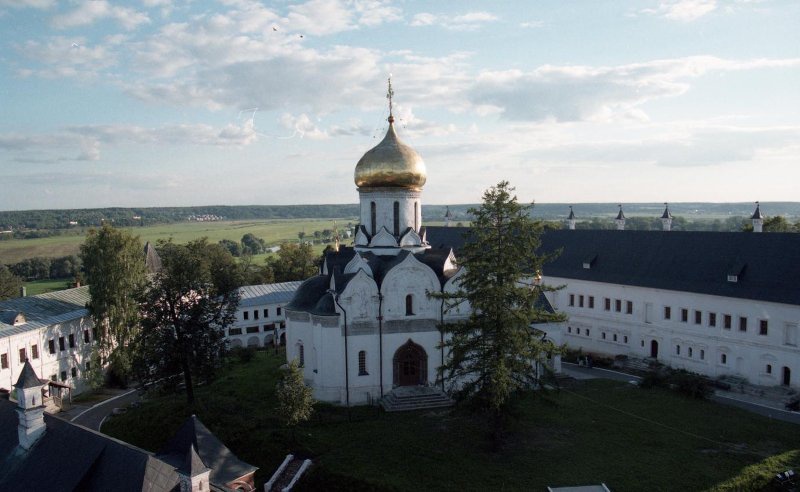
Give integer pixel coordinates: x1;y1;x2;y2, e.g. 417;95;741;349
640;0;718;22
468;56;800;122
51;1;150;30
0;0;54;8
519;20;545;28
16;37;117;78
410;11;497;31
0;121;259;163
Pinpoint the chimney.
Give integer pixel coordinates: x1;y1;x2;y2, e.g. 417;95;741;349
567;206;576;230
751;201;764;233
19;286;26;297
14;360;47;450
615;205;626;231
661;203;673;232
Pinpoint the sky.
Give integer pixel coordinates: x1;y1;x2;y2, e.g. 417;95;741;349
0;0;798;211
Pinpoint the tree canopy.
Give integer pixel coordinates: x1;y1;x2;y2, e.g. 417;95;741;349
435;181;565;428
0;265;23;301
133;239;241;405
266;242;318;282
80;224;148;380
276;359;315;442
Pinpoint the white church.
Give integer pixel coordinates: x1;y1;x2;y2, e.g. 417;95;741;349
284;87;475;406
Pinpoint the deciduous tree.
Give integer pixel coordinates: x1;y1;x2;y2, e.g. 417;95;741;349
80;224;148;380
434;181;564;438
276;359;314;442
266;242;318;282
134;239;241;405
0;265;23;301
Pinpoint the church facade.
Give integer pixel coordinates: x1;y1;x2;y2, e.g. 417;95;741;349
284;98;471;405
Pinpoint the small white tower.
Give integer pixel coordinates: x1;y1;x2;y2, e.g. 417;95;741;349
14;359;46;450
661;203;673;231
567;206;576;230
444;206;453;227
751;201;764;233
615;204;626;231
178;444;212;492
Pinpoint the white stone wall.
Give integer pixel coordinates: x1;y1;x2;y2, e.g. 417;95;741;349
358;188;422;236
544;277;800;388
0;316;94;395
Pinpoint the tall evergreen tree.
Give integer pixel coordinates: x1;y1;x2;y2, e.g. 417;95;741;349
435;182;564;433
134;239;241;405
80;224;148;380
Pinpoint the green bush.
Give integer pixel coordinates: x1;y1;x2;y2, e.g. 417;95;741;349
229;346;257;363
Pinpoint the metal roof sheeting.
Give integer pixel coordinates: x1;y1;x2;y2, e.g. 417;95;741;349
0;286;90;338
238;281;302;308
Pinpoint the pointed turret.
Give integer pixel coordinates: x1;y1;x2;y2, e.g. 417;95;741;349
178;444;212;492
567;206;576;230
444;206;453;227
615;205;626;231
14;360;47;450
751;201;764;233
661;203;673;231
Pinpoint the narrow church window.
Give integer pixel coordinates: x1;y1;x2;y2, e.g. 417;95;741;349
720;353;727;364
49;339;55;354
84;329;90;343
71;367;77;378
688;347;693;357
759;319;768;335
0;354;7;369
59;337;65;351
243;311;249;321
371;202;377;235
393;201;400;235
69;334;75;348
406;295;414;315
18;348;26;364
739;317;747;332
298;343;305;367
31;344;38;360
414;202;418;230
766;364;772;374
358;350;368;375
700;350;704;360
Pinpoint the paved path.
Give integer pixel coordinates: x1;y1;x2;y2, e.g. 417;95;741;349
68;389;140;432
561;362;800;425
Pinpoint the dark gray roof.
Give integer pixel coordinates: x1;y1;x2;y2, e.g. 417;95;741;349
567;207;575;220
426;226;800;306
286;275;330;312
661;204;672;219
751;203;764;220
0;399;170;492
615;206;625;220
0;399;256;491
144;242;163;274
14;360;43;389
179;444;210;477
156;415;257;487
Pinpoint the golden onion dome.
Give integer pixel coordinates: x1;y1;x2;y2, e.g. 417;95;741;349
354;117;427;189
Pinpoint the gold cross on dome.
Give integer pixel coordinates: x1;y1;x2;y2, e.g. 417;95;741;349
386;75;394;120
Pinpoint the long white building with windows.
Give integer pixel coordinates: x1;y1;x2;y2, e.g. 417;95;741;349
428;223;800;390
0;287;94;403
227;281;300;349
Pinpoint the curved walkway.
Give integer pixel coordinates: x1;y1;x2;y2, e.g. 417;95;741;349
561;362;800;425
67;389;140;431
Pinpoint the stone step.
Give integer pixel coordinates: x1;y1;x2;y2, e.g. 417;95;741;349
380;388;454;412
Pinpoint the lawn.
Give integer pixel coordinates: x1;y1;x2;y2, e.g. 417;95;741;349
0;217;356;264
24;278;74;296
102;350;800;491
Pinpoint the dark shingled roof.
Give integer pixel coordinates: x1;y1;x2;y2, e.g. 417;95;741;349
179;444;210;477
14;360;44;389
286;275;330;312
426;226;800;306
0;396;256;491
567;207;575;220
661;204;672;219
144;241;163;274
156;415;257;487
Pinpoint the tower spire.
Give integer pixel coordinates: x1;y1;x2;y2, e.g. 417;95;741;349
386;74;394;124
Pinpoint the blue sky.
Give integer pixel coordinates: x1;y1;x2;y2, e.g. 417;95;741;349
1;0;798;210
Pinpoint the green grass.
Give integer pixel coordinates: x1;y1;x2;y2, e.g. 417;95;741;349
102;351;800;491
24;278;73;296
0;218;356;264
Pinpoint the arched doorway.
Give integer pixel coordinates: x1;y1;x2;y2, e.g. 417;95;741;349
650;340;659;359
783;366;791;386
393;339;428;387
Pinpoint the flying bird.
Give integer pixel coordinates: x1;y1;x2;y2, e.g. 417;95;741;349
272;26;277;31
71;42;80;48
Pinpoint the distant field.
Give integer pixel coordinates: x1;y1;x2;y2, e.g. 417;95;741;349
0;218;356;264
24;278;73;296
